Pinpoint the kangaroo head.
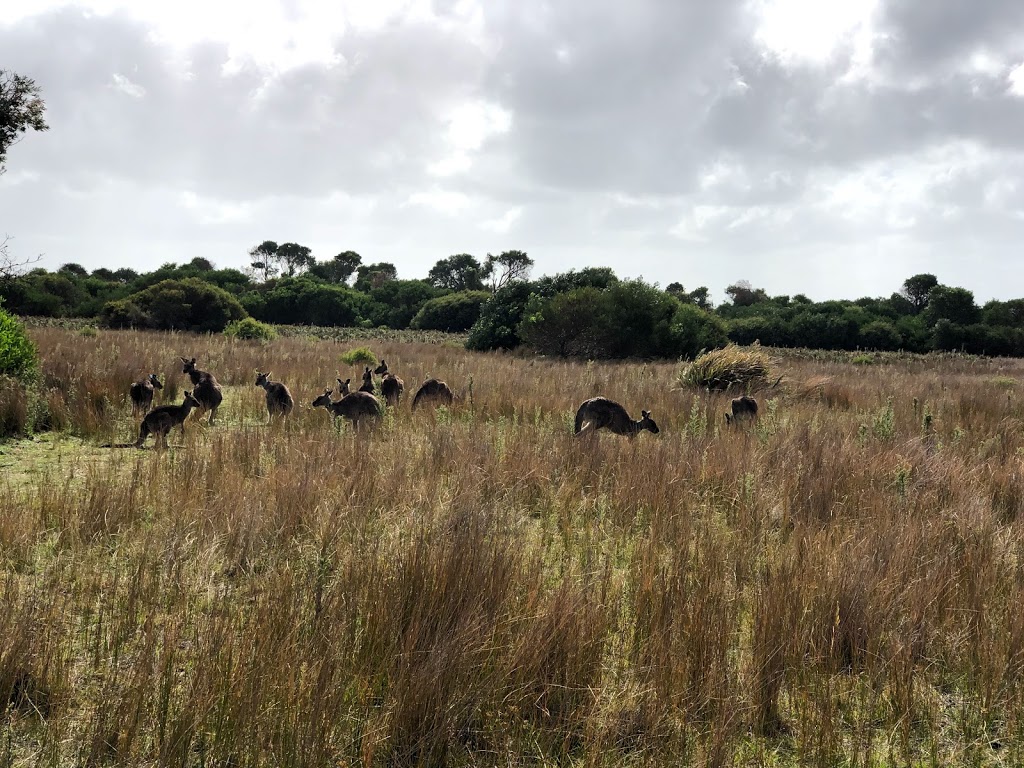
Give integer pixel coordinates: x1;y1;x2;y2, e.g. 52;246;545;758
640;410;660;434
362;366;373;380
312;388;334;408
149;374;164;389
180;357;197;374
255;371;270;387
337;378;351;396
183;390;201;408
374;360;388;375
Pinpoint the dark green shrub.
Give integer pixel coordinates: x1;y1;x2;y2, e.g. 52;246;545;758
411;291;491;332
466;282;534;351
102;278;246;333
669;303;730;359
247;277;371;327
519;288;607;357
859;320;902;351
0;303;38;379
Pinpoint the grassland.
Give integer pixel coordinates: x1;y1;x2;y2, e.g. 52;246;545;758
2;327;1024;766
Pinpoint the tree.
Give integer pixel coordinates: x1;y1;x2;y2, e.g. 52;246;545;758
248;240;279;282
724;280;768;307
410;291;491;332
0;71;48;175
519;289;608;357
187;257;215;271
484;250;533;292
900;274;938;313
58;263;88;277
276;242;314;276
667;282;711;309
102;278;247;333
309;251;361;284
924;286;979;327
669;303;729;358
427;254;485;291
353;263;398;292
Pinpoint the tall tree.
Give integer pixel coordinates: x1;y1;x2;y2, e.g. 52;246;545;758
484;250;533;292
900;274;939;313
308;251;361;284
427;254;485;291
354;262;398;292
724;280;768;307
276;242;314;276
0;70;48;175
247;240;279;282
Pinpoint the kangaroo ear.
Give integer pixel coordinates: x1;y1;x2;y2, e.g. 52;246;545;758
642;410;650;419
180;357;188;363
344;378;350;385
190;358;196;364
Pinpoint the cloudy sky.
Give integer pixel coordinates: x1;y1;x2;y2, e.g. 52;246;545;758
2;0;1023;303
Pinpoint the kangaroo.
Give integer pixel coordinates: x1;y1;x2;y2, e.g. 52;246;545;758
129;373;163;416
180;357;223;425
411;378;454;411
381;373;405;407
574;397;660;438
255;371;294;419
358;366;375;394
373;360;389;376
725;395;758;426
311;388;383;430
336;378;351;396
135;390;200;449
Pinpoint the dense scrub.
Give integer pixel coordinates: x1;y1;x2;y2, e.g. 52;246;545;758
2;329;1024;765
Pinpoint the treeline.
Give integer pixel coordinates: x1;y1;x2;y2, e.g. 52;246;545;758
1;243;1023;358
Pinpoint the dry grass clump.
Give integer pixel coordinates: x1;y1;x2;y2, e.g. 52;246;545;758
3;328;1024;765
677;343;774;391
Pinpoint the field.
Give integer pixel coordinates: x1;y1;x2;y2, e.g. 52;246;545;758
3;328;1024;766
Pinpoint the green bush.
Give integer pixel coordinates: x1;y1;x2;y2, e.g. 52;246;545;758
669;303;730;359
411;291;491;332
102;278;246;333
339;346;377;366
466;282;534;351
224;317;278;341
0;304;39;380
519;288;607;357
245;277;371;327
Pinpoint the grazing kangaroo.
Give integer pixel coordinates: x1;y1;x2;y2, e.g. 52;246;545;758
255;371;294;419
180;357;223;425
381;373;405;407
411;378;454;411
574;397;660;438
129;373;163;416
373;360;389;376
136;390;200;449
725;395;759;426
311;388;383;430
358;366;375;394
337;378;351;396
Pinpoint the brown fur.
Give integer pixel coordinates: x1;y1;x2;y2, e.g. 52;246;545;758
337;378;351;396
725;395;758;426
180;357;223;424
381;373;405;407
373;360;389;376
412;378;454;410
311;388;383;430
136;390;200;449
129;373;163;417
574;397;659;438
358;366;375;394
255;371;294;419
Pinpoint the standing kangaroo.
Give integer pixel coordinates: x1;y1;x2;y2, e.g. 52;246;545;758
725;395;758;426
129;373;163;416
411;378;454;410
574;397;660;438
381;373;405;407
358;366;375;394
337;377;351;396
373;360;389;376
311;388;383;430
136;390;200;449
255;371;294;420
180;357;224;424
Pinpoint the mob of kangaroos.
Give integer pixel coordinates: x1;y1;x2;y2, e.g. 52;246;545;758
574;397;660;438
180;357;223;425
129;373;163;416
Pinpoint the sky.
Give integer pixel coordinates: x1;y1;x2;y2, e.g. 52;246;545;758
1;0;1023;303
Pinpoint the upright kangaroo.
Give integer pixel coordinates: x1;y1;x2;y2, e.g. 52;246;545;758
724;395;758;426
337;378;351;396
358;366;375;394
373;360;389;376
574;397;660;438
129;373;163;416
411;378;454;410
255;371;294;419
381;373;405;407
180;357;224;425
311;388;383;430
136;390;200;449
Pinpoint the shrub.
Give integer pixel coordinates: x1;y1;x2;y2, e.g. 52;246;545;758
466;282;534;351
0;304;38;380
102;278;246;333
340;346;377;366
246;277;371;327
859;320;902;351
519;288;608;358
678;343;774;391
411;291;491;332
669;303;730;359
224;317;278;341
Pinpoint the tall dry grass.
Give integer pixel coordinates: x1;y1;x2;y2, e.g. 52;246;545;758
1;328;1024;765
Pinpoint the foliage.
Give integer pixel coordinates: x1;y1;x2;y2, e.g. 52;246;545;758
339;346;377;366
244;277;371;327
0;70;49;173
353;262;398;292
0;302;38;379
224;317;278;342
484;250;534;292
924;285;980;327
247;240;280;282
102;278;247;333
859;320;903;351
466;281;535;351
410;290;490;332
308;251;361;285
365;279;442;329
901;273;939;312
669;302;730;358
519;288;607;358
427;254;486;292
724;280;769;307
677;343;773;391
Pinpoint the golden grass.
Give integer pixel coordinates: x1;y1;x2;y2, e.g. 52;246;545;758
1;329;1024;765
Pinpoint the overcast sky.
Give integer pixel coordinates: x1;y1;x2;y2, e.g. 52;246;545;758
2;0;1023;303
